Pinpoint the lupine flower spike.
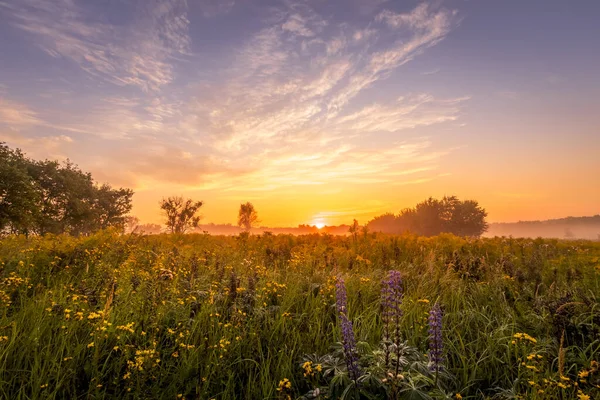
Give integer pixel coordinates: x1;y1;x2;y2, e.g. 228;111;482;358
335;277;361;381
381;270;403;369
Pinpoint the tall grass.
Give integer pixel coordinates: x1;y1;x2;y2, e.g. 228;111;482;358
0;230;598;399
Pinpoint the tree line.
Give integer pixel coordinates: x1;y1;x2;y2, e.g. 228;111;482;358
367;196;488;237
1;143;133;236
2;143;486;238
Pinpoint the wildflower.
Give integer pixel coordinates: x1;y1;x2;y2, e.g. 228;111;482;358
87;342;95;348
418;299;430;304
302;361;314;377
336;277;362;381
513;332;537;344
381;270;403;369
579;370;590;379
455;395;462;400
277;378;292;392
428;302;444;373
577;391;591;400
87;312;102;320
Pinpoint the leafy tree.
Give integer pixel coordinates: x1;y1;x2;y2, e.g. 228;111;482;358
160;196;203;234
237;202;258;231
367;196;488;237
444;197;488;237
366;213;399;234
95;184;134;231
27;159;132;235
0;143;134;236
0;144;39;235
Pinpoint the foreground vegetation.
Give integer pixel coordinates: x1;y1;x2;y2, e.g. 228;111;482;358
0;231;599;399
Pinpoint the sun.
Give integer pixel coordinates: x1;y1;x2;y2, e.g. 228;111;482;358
313;220;326;229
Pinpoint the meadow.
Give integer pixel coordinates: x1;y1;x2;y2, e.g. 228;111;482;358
0;230;598;399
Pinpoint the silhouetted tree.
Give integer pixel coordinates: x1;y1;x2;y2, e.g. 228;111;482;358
160;196;203;234
237;202;258;231
367;196;488;237
1;143;133;236
367;213;398;234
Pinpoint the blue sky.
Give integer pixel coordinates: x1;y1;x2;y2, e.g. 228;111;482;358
1;0;599;226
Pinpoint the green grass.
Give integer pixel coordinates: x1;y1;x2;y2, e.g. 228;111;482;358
0;230;599;399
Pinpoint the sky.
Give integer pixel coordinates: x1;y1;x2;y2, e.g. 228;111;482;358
1;0;599;227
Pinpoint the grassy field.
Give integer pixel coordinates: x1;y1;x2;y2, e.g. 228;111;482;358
0;230;599;399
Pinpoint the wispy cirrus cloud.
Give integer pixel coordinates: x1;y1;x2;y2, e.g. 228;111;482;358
1;0;191;91
1;1;466;203
189;1;461;155
0;97;41;127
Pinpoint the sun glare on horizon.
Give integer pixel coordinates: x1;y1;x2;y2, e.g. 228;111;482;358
313;221;326;229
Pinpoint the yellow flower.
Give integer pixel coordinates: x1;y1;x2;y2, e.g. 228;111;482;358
277;378;292;391
513;332;537;344
577;392;590;400
87;342;95;348
302;361;313;377
455;394;462;400
418;299;430;304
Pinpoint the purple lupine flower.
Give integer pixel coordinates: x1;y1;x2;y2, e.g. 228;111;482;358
335;277;361;381
381;270;403;341
381;270;403;369
335;277;348;315
428;302;444;374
